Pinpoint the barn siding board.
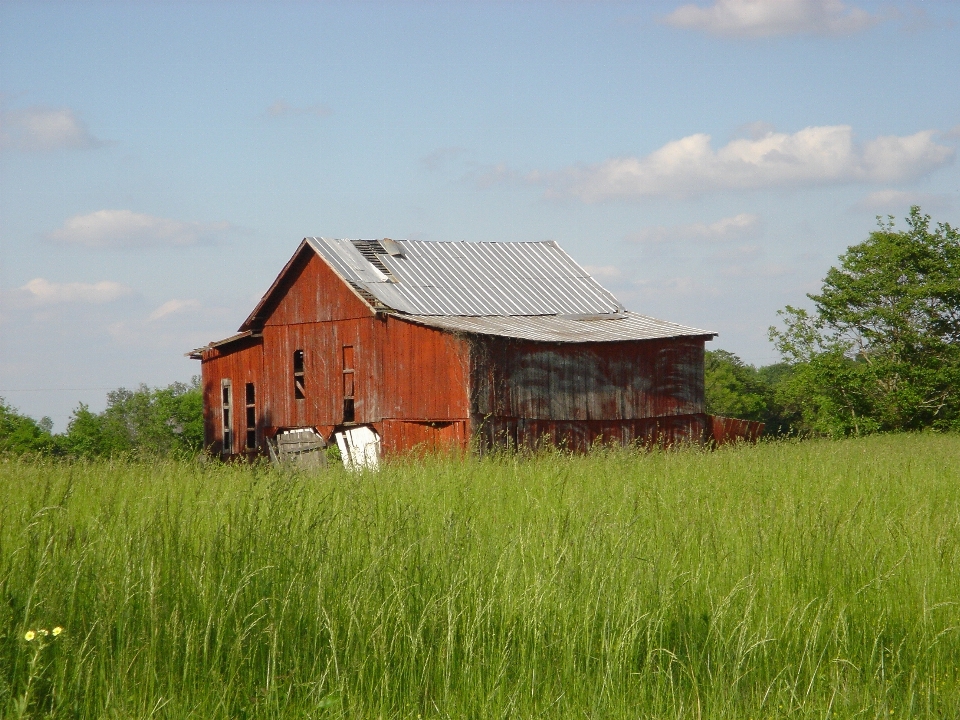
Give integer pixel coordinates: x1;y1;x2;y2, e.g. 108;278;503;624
470;337;705;422
200;336;263;455
380;419;467;455
381;317;471;422
262;251;373;327
474;415;711;453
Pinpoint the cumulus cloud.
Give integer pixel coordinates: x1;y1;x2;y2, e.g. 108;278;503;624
628;213;761;244
0;106;102;151
267;100;332;118
148;299;202;321
854;189;953;212
663;0;880;37
549;126;952;201
14;278;132;306
48;210;232;248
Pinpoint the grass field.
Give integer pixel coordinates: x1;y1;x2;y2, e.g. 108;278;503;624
2;434;960;718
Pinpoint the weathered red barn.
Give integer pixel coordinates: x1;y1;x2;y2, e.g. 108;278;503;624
189;238;748;460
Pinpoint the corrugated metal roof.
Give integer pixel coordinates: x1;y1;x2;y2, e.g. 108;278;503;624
399;312;713;343
227;237;716;344
307;237;627;317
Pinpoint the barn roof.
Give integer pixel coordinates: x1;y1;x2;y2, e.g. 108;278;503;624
229;237;715;345
306;237;625;317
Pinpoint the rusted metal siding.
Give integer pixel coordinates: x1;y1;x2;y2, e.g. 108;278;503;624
709;415;765;444
476;415;710;452
471;337;705;420
469;336;707;452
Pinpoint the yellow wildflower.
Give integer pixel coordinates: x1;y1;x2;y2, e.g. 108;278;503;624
39;629;49;637
24;630;35;641
52;626;63;636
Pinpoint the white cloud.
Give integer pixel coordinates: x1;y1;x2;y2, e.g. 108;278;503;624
267;100;332;118
48;210;232;248
148;299;202;321
549;126;953;201
663;0;880;37
0;106;102;151
15;278;132;306
628;213;761;244
854;189;953;212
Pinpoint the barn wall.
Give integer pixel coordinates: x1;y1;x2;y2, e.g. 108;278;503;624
259;317;378;434
469;336;707;451
262;251;373;327
257;317;471;440
476;415;710;453
200;337;263;456
471;336;705;420
380;317;472;422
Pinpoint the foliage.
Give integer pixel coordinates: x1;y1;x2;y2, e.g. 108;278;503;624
0;380;203;459
2;436;960;717
0;400;54;455
770;207;960;436
59;379;204;457
704;350;798;434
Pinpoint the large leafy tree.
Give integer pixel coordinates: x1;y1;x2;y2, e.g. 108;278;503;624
770;207;960;436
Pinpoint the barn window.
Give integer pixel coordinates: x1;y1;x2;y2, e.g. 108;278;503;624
245;382;256;451
342;345;355;423
293;350;305;399
221;379;233;455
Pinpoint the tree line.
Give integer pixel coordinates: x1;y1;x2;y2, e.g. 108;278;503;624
0;380;203;458
1;207;957;456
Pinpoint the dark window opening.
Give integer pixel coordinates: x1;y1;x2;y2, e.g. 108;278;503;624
245;382;256;451
293;350;305;399
221;379;233;455
342;345;354;423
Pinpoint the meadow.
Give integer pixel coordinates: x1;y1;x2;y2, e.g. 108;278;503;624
2;434;960;718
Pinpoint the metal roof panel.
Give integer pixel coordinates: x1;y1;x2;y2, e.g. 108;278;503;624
306;238;626;317
397;312;715;343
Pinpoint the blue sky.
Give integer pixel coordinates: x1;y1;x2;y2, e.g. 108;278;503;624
2;0;958;429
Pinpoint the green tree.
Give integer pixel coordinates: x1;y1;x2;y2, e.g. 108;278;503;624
704;350;767;420
0;399;54;455
769;207;960;436
705;350;798;435
61;378;204;458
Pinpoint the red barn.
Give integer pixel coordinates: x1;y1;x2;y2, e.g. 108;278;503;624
189;238;753;460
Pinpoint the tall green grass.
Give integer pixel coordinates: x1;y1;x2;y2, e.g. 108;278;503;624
2;434;960;718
